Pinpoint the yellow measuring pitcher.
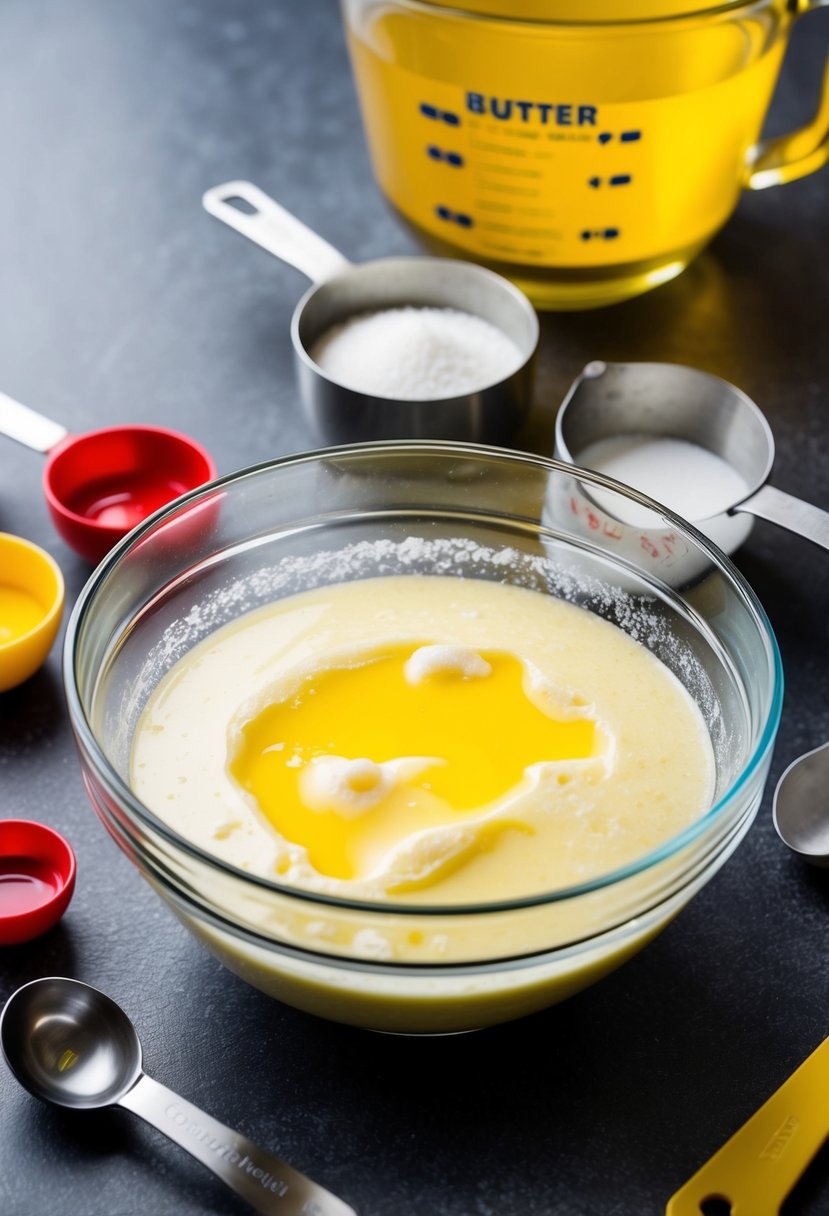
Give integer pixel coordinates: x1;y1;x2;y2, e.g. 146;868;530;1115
341;0;829;309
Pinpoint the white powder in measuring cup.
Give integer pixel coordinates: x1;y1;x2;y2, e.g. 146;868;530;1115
309;306;523;400
577;435;753;554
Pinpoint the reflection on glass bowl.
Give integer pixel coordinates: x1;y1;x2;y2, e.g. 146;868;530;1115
64;444;781;1034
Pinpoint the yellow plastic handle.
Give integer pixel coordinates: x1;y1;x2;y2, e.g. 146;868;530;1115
666;1036;829;1216
746;1;829;189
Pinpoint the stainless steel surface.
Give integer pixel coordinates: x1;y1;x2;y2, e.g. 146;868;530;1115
0;392;68;453
0;977;357;1216
772;741;829;866
202;180;538;445
202;181;352;284
554;360;829;553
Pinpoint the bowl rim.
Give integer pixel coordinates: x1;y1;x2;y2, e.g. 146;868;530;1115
63;440;784;915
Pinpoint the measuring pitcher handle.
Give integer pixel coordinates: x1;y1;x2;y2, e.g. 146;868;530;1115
202;181;352;284
745;1;829;189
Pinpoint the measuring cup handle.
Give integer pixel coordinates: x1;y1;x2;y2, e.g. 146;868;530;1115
118;1072;357;1216
733;483;829;552
202;181;352;284
745;3;829;189
665;1037;829;1216
0;392;68;453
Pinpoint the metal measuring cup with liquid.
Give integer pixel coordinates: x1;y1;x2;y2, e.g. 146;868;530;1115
546;361;829;591
202;181;538;445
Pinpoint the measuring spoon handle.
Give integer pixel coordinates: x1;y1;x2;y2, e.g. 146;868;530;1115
0;392;68;453
118;1072;357;1216
734;483;829;553
202;181;352;285
666;1036;829;1216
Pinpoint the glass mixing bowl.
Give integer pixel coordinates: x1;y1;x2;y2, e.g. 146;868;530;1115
64;444;782;1034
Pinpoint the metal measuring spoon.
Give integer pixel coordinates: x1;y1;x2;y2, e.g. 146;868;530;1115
555;361;829;554
202;180;538;445
0;977;356;1216
773;741;829;866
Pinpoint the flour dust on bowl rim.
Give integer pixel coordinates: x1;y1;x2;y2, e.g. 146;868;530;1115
63;443;782;1034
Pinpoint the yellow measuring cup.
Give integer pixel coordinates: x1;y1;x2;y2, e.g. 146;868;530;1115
0;533;64;692
342;0;829;309
667;1036;829;1215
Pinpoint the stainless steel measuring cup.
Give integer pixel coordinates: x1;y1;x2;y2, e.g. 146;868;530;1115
202;181;538;444
554;361;829;555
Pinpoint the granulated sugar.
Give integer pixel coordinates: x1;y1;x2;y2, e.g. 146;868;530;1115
309;306;523;400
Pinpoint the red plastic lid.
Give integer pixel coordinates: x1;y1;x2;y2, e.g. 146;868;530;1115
0;820;76;945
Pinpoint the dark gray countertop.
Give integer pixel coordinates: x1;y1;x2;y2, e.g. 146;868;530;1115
1;3;828;1214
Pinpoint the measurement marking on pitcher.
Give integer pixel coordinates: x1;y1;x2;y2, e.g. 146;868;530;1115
478;222;563;239
478;240;547;260
597;130;642;144
476;213;560;229
469;139;528;158
519;205;558;216
475;200;512;213
475;180;541;198
426;146;464;167
435;206;474;227
419;102;461;126
507;205;560;218
588;175;633;188
476;201;556;220
475;161;542;179
488;127;542;141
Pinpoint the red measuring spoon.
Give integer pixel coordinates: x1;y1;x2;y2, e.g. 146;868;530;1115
0;393;216;563
0;820;76;945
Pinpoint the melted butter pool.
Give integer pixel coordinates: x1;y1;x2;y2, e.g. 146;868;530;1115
230;644;598;882
131;575;714;903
